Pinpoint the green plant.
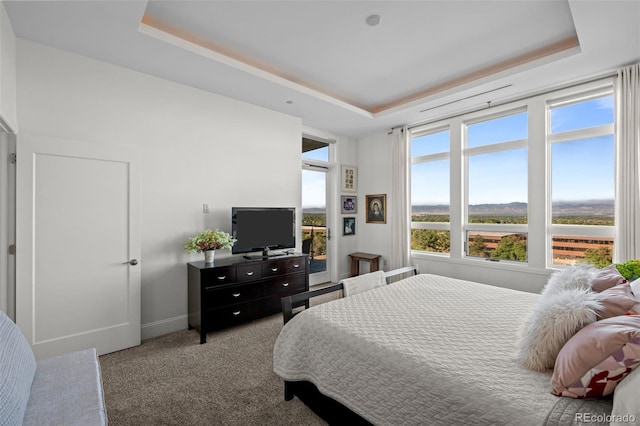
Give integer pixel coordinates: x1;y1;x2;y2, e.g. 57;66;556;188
615;259;640;281
184;229;235;253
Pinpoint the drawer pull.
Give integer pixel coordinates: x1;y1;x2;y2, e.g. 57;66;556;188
232;293;241;298
216;275;226;280
292;264;300;268
246;271;254;276
271;267;278;272
282;282;289;287
232;311;241;316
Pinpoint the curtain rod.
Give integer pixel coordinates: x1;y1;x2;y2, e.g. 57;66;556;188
389;71;618;134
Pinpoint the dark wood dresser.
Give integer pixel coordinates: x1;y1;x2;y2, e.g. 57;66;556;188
187;253;309;343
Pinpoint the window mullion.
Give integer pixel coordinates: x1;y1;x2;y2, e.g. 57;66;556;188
449;117;464;260
528;97;547;269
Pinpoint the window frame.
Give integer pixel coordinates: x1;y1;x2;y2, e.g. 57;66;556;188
410;124;451;256
463;107;529;263
546;86;615;267
408;78;616;271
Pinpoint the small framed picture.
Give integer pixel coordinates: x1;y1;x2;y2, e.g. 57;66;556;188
366;194;386;224
341;165;358;192
343;217;356;235
341;195;357;214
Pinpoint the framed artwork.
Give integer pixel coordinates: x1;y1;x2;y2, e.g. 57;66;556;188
341;195;357;214
366;194;386;224
343;217;356;236
341;165;358;192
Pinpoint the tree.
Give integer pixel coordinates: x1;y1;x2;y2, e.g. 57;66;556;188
469;234;490;258
584;247;612;268
491;234;527;261
411;229;450;253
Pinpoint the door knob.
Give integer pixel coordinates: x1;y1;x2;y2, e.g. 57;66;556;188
123;259;138;266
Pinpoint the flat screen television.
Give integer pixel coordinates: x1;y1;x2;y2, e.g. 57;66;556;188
232;207;296;257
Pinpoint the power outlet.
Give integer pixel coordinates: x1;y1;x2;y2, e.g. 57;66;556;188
203;203;210;213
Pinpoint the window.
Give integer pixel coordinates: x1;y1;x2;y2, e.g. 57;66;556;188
302;137;329;162
548;91;615;267
465;110;528;262
410;127;450;254
409;79;616;270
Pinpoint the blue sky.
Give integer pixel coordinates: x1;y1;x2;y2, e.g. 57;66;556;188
302;168;327;209
411;95;614;206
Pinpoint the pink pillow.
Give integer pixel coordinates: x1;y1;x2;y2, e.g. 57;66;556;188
595;284;639;319
590;264;627;292
551;315;640;398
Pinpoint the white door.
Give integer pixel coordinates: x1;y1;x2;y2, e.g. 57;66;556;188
16;133;140;359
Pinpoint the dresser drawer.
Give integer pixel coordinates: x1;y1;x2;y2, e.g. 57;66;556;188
263;259;288;277
286;257;305;274
265;273;306;297
202;266;236;286
205;282;262;308
205;302;257;330
236;263;263;282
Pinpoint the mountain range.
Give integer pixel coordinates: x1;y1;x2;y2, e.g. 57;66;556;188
412;200;614;216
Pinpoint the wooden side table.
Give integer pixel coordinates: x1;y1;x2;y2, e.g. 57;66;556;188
349;252;381;277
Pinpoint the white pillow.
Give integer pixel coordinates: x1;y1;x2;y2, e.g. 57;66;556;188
611;365;640;426
517;288;602;371
542;264;597;296
631;279;640;300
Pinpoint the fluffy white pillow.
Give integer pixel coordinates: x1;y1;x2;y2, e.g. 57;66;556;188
517;288;602;371
542;264;597;296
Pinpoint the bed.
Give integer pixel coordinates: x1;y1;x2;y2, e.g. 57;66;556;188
273;268;614;426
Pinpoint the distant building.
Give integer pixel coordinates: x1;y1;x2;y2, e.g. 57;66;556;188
468;232;613;263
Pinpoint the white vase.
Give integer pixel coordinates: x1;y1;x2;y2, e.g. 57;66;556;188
204;250;215;264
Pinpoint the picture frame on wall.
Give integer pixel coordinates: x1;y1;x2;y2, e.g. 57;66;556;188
341;165;358;192
343;217;356;235
366;194;386;224
341;195;357;214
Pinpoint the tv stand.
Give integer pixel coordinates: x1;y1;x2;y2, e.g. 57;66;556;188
187;253;309;344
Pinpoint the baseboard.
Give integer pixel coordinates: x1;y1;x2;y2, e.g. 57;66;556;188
141;314;188;340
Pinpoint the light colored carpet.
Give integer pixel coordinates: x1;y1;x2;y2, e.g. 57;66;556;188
99;291;340;425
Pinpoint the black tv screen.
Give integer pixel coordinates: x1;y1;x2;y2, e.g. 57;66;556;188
232;207;296;255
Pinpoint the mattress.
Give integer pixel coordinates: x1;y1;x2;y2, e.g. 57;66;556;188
273;273;611;425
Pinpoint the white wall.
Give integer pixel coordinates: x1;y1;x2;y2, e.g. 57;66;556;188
16;39;304;338
334;132;359;281
355;132;393;272
0;1;17;132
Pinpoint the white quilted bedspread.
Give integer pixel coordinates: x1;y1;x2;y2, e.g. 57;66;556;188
274;274;576;426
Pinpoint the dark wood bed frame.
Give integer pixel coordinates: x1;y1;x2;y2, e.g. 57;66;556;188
279;265;419;425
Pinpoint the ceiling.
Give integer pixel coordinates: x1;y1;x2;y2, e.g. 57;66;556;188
4;0;640;137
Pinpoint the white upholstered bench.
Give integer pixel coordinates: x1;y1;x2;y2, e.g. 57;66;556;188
0;310;107;425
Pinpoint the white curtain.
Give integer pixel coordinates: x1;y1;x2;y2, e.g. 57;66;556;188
390;126;410;270
615;63;640;262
